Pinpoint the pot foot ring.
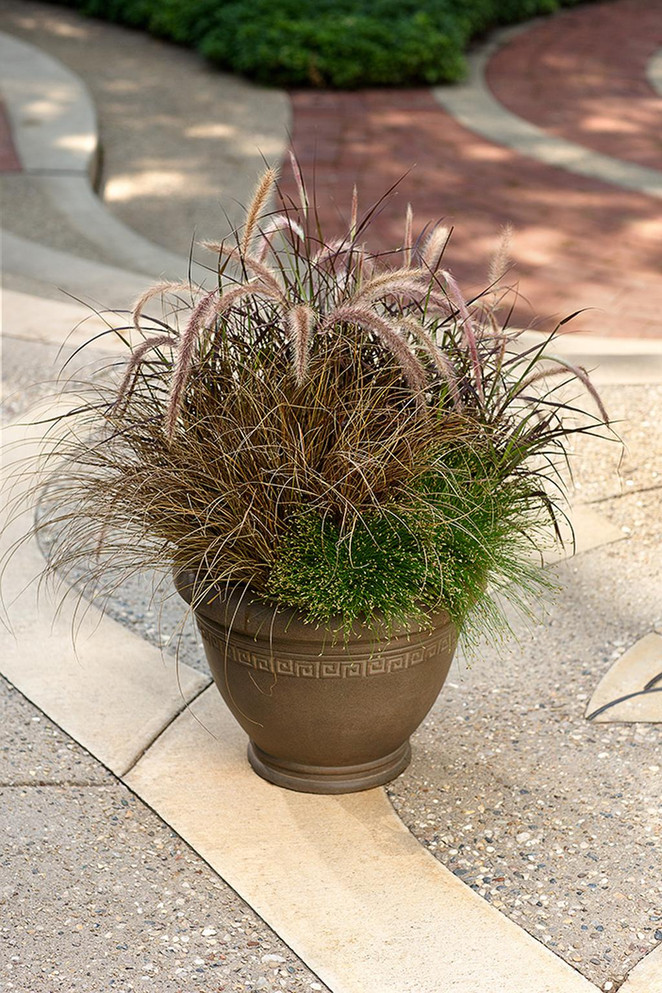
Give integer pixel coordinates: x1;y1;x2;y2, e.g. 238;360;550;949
247;740;411;794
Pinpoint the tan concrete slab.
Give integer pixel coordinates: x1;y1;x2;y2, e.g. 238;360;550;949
0;29;96;177
619;943;662;992
543;504;625;565
2;287;132;354
0;407;211;776
586;633;662;724
2;231;153;308
125;684;598;993
516;331;662;386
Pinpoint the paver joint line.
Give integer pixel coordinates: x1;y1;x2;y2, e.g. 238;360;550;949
119;676;213;778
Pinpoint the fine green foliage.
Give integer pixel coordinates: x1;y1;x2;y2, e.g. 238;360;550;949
266;448;555;638
47;0;593;89
24;165;609;644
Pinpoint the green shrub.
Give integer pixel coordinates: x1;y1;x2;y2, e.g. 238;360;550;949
47;0;594;89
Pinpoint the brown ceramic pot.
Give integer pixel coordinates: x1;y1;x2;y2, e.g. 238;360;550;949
174;570;457;794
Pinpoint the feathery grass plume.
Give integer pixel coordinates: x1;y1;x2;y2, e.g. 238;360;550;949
163;288;221;437
288;150;309;217
403;203;413;267
349;185;359;241
438;268;484;402
241;167;277;256
488;223;514;286
349;267;428;304
202;242;288;306
132;280;192;332
421;224;450;271
520;357;609;424
255;214;306;261
115;332;177;409
288;304;317;385
323;305;427;391
401;315;462;410
165;282;276;436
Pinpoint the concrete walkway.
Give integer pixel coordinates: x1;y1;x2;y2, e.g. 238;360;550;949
1;1;661;991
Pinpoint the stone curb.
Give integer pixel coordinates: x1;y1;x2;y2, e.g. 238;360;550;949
2;233;154;312
515;330;662;386
0;31;203;283
433;26;662;200
619;943;662;992
0;403;211;776
585;632;662;724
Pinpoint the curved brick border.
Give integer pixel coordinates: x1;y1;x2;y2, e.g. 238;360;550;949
486;1;662;173
286;88;662;338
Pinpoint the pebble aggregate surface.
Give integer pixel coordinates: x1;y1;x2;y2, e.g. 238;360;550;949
0;677;330;993
388;384;662;991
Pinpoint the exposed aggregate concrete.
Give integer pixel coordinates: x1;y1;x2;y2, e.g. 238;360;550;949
0;678;330;993
389;385;662;991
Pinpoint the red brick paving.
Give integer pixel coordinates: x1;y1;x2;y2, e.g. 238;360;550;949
285;87;662;338
0;99;21;172
487;0;662;172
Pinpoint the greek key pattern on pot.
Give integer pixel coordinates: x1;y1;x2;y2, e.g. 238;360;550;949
196;621;455;678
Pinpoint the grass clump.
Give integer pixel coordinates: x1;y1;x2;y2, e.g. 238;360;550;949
49;0;593;89
25;162;610;645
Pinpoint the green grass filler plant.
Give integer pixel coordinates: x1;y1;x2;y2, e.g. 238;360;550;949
29;163;610;792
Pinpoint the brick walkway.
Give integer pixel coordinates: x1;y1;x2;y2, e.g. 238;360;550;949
285;1;662;339
487;0;662;172
2;0;661;338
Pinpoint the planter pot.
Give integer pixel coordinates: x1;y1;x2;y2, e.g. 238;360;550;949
174;570;458;794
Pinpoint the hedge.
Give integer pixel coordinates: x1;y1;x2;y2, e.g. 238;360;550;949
50;0;591;89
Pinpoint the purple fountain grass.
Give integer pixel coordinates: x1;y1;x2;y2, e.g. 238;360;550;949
435;268;484;402
164;290;220;437
255;214;306;262
22;160;613;642
488;223;514;287
132;280;193;332
421;225;451;271
201;242;289;307
401;315;463;410
403;204;413;267
348;267;428;305
520;358;609;424
241;168;277;256
288;150;308;217
114;332;178;410
349;185;359;241
322;305;427;392
164;282;275;436
288;304;317;385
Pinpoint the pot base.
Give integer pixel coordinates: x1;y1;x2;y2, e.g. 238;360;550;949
247;740;412;795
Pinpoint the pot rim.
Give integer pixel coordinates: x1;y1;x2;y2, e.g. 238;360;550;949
173;566;453;643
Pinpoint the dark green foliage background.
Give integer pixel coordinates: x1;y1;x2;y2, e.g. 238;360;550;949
48;0;591;88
